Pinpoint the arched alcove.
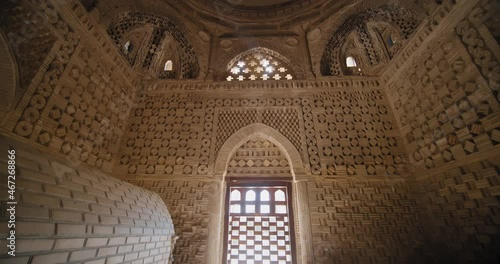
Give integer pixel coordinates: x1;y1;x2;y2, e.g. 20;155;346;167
207;123;313;264
217;47;301;81
107;12;200;79
213;123;305;179
320;4;420;76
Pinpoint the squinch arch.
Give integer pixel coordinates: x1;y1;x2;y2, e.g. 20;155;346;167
213;123;306;180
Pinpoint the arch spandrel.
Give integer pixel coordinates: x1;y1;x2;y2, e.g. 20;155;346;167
214;123;307;181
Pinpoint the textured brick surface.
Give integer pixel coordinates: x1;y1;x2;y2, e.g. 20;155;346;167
307;179;421;263
124;179;214;264
0;136;175;264
382;1;500;262
410;157;500;263
0;0;499;263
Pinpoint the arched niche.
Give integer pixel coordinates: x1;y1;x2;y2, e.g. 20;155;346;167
206;123;314;264
213;123;306;180
0;30;18;122
155;35;181;79
366;21;405;60
119;25;154;68
216;46;302;81
320;4;420;76
107;12;200;79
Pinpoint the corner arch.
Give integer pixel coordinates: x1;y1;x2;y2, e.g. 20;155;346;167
107;12;200;79
213;123;306;180
319;4;422;76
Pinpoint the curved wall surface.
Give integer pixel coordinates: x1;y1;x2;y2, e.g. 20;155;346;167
0;135;176;264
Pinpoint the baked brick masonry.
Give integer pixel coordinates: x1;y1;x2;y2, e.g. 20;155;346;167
0;0;498;263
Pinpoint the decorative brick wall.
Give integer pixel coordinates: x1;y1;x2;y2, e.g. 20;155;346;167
116;83;406;179
307;179;421;263
226;137;291;177
120;179;215;264
1;0;136;173
410;155;500;263
384;2;499;170
0;135;175;264
382;0;500;262
1;0;498;263
113;81;416;263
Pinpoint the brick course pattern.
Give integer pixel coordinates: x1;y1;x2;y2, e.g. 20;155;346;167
411;156;500;263
1;0;134;173
116;87;406;178
385;5;499;170
307;179;421;263
122;179;214;264
0;136;175;264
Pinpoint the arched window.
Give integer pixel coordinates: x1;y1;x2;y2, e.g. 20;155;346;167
164;60;173;71
224;183;296;263
387;35;396;47
346;56;357;67
230;190;241;201
245;190;256;201
226;51;293;81
123;41;132;52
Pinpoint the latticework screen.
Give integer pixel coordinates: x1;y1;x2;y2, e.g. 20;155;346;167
225;185;294;264
226;52;293;81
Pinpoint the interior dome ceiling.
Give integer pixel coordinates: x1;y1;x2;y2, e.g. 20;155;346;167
183;0;331;24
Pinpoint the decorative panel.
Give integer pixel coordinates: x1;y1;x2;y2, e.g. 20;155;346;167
386;28;499;169
227;138;291;177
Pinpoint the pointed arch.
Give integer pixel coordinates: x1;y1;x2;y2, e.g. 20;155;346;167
225;47;295;81
320;4;421;76
214;123;306;180
107;12;199;79
215;46;305;81
208;123;313;263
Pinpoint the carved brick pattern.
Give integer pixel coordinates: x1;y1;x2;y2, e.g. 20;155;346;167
227;137;291;177
126;179;213;264
302;98;321;175
215;108;258;155
456;4;500;95
2;2;135;173
481;0;500;44
321;4;419;76
261;108;302;154
1;1;58;90
307;180;420;263
199;101;214;175
313;91;405;176
107;12;199;79
357;24;380;66
214;105;303;158
146;78;381;91
120;94;206;176
120;90;404;178
387;35;499;169
413;158;500;262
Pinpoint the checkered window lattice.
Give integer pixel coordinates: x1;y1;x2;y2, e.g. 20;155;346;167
226;52;293;81
226;187;293;264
